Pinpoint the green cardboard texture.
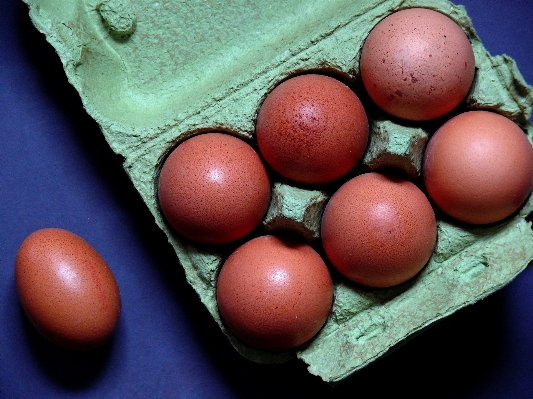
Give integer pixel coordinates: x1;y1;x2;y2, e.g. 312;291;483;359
24;0;533;383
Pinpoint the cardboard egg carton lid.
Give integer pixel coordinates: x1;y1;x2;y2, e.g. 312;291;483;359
24;0;533;383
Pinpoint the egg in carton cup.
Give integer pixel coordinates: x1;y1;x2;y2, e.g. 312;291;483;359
24;0;533;384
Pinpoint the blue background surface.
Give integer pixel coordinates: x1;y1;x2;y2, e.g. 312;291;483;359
1;1;533;397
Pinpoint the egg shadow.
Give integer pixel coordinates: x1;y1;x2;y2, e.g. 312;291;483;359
19;299;119;391
203;285;508;398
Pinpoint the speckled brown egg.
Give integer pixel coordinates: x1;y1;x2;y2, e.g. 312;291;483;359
216;235;333;351
158;133;271;245
321;172;437;288
423;110;533;225
256;74;369;185
15;228;121;351
360;7;475;121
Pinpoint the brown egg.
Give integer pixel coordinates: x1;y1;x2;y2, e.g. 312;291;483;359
360;7;475;121
321;172;437;288
158;133;271;245
423;110;533;225
216;235;333;351
256;74;369;185
15;228;121;351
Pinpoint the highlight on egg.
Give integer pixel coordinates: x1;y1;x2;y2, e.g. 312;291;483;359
15;228;121;351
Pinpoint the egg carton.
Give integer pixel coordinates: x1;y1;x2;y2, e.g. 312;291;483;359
24;0;533;383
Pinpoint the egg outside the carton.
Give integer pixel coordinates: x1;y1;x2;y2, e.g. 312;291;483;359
321;172;437;288
360;7;476;121
423;110;533;225
15;228;121;351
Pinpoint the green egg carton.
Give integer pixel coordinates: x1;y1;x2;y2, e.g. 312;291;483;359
24;0;533;384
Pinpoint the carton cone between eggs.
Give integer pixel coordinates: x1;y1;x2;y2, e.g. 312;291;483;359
24;0;533;383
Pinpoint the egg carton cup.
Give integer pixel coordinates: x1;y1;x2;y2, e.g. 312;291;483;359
24;0;533;384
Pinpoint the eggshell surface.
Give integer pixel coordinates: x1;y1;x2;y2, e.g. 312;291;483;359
321;172;437;288
256;74;369;184
216;235;333;351
158;133;271;245
423;110;533;225
360;7;475;121
15;228;121;351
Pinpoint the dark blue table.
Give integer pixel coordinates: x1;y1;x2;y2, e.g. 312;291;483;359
1;1;532;397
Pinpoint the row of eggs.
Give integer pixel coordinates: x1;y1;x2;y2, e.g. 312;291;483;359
14;8;533;354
